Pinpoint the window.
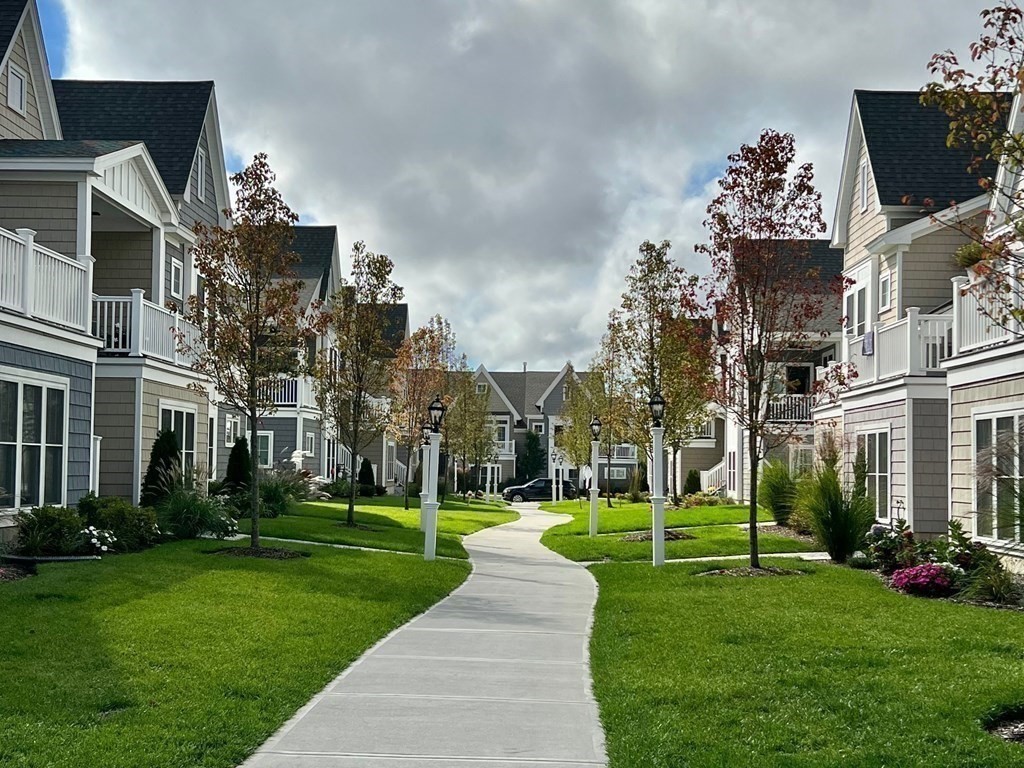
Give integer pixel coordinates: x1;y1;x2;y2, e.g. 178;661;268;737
821;350;836;367
844;283;868;336
170;258;183;299
603;467;627;480
385;442;396;482
532;421;545;435
856;430;890;519
879;270;892;311
476;382;488;394
790;445;814;477
727;451;737;491
208;416;215;476
225;414;240;447
0;373;68;509
160;404;197;474
858;161;869;212
974;410;1024;542
255;432;273;468
196;148;208;202
304;432;315;456
7;63;26;115
562;384;569;400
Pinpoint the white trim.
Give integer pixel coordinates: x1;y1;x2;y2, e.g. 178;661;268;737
6;60;27;115
225;413;240;447
132;376;143;504
854;422;893;521
866;195;987;254
0;314;101;355
170;257;183;299
534;362;575;410
858;159;868;213
473;365;521;422
944;339;1024;383
878;269;891;311
254;430;274;469
207;414;217;478
305;431;315;456
969;403;1024;542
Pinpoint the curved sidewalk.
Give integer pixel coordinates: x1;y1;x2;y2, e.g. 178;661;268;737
242;502;608;767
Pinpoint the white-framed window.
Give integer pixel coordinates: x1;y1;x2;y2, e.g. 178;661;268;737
821;350;836;366
856;429;890;519
790;445;815;477
973;409;1024;542
531;420;545;435
562;384;569;400
878;270;892;311
304;432;315;456
858;160;869;212
207;416;216;477
159;402;197;475
225;414;240;447
385;441;397;482
727;451;737;491
196;148;208;202
844;282;868;337
696;420;715;440
7;63;26;115
254;431;273;468
0;369;69;509
476;382;488;395
170;258;183;299
603;466;627;480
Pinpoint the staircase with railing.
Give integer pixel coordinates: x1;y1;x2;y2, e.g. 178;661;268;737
701;460;726;492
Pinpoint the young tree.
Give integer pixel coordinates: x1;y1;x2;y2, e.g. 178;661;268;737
590;316;630;507
921;1;1024;336
178;153;304;549
313;242;403;526
444;360;491;494
556;365;598;477
390;315;457;508
697;129;831;568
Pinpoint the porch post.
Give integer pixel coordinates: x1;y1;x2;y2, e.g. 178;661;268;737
951;276;967;355
16;228;36;318
129;288;145;357
905;307;921;376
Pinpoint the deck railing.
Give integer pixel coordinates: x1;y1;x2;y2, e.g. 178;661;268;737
93;288;200;367
262;376;316;408
766;393;813;422
0;227;91;332
952;275;1022;354
493;439;515;456
700;460;725;492
845;308;953;386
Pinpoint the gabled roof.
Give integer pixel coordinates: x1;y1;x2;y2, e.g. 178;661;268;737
0;1;26;58
855;90;997;208
288;225;338;308
53;79;214;195
475;366;523;422
534;362;576;410
0;1;60;140
0;138;139;157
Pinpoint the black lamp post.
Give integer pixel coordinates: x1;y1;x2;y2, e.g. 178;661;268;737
649;391;666;427
428;395;445;432
589;416;602;440
421;421;432;446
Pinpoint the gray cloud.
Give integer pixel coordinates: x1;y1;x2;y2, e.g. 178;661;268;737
62;0;988;369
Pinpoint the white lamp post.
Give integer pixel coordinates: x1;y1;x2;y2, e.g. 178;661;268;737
424;395;446;561
419;421;431;532
556;454;564;503
589;416;601;537
649;391;666;567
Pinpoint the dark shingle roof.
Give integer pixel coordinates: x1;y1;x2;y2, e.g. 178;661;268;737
288;226;337;308
53;80;213;195
0;138;140;158
856;90;998;207
0;2;26;62
384;304;409;349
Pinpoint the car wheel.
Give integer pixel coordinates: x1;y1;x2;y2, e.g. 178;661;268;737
512;494;524;503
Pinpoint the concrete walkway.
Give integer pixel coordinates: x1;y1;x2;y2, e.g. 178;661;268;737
242;503;608;768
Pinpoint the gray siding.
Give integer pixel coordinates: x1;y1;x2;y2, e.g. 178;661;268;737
299;417;322;477
92;230;153;298
0;181;77;255
675;418;725;491
141;379;209;487
258;416;297;468
912;398;950;536
179;125;219;231
216;408;249;478
94;377;135;499
0;30;46;140
843;400;907;520
0;341;93;506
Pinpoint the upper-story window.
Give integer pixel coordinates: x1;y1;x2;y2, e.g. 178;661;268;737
170;258;184;299
7;63;26;115
878;270;892;311
476;382;487;394
196;148;208;202
844;284;868;337
858;161;869;212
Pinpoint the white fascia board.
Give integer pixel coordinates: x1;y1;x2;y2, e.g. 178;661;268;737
866;195;988;254
22;2;61;139
831;98;862;249
534;361;574;410
203;87;232;229
0;157;98;173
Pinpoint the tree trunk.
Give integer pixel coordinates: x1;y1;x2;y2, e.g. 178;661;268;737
403;456;411;510
249;405;260;549
748;430;761;569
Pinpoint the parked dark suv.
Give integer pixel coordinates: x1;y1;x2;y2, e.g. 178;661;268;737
502;477;578;503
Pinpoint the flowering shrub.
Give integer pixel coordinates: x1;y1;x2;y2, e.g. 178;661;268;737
891;563;961;598
80;526;117;554
866;520;917;574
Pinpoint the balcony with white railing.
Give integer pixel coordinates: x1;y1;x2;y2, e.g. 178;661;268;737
264;376;317;409
951;275;1023;355
0;227;92;333
700;460;725;492
766;393;814;422
93;288;200;367
493;439;515;456
600;444;638;461
843;307;953;387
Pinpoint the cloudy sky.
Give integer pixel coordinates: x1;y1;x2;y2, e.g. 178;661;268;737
41;0;989;370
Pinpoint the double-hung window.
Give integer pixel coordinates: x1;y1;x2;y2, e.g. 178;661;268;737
304;432;315;456
844;283;868;337
0;372;68;509
170;258;184;299
878;270;892;311
225;414;240;447
726;451;737;491
160;404;196;474
857;430;890;519
7;63;26;115
255;432;273;468
974;410;1024;542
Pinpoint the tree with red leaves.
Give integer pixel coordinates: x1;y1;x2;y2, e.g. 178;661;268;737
697;129;831;568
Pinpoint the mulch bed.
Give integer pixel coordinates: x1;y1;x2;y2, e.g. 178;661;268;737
988;712;1024;743
207;547;310;560
620;529;696;543
758;524;818;547
697;566;807;578
0;564;32;582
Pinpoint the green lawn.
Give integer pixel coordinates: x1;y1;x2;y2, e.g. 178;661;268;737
590;559;1024;767
0;539;468;768
542;522;814;562
239;495;518;559
540;499;769;534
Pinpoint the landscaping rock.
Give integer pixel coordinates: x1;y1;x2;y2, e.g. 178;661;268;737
0;564;31;582
988;712;1024;743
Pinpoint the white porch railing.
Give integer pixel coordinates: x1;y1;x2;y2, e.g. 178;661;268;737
600;444;637;461
93;288;200;366
493;439;515;456
0;227;91;332
264;376;316;408
766;393;813;422
396;459;408;484
700;460;725;492
844;308;953;386
952;275;1022;354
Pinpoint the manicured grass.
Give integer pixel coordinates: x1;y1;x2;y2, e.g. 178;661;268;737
0;539;469;768
239;495;518;558
590;559;1024;766
540;499;769;534
542;522;814;562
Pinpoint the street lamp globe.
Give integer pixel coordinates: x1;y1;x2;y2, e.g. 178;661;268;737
589;416;602;440
649;391;666;427
428;395;446;432
421;421;432;445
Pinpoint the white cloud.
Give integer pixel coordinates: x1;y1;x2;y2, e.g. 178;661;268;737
60;0;989;369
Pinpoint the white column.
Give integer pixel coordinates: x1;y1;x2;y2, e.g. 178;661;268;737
589;439;600;537
419;441;431;532
17;228;35;318
129;288;145;357
651;426;665;567
905;307;921;375
424;432;442;561
485;464;492;502
951;276;967;355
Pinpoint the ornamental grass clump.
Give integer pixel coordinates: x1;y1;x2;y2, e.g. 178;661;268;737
890;563;960;598
757;460;796;526
795;467;874;564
